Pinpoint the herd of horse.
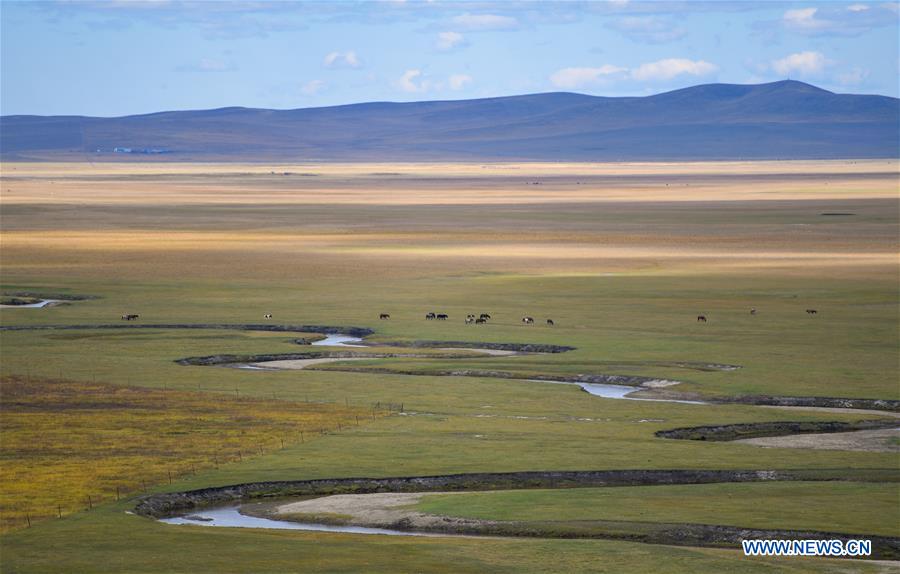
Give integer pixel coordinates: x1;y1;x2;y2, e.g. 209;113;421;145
425;312;553;325
120;308;819;326
379;312;555;325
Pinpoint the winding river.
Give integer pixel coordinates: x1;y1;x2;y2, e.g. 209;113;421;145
311;334;366;347
0;299;60;309
159;505;434;537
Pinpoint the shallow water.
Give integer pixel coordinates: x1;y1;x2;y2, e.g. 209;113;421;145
579;383;707;404
311;334;366;347
532;380;706;405
235;364;277;371
159;506;434;536
0;299;59;309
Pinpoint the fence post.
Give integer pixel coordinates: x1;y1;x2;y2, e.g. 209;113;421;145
116;486;120;501
58;505;62;519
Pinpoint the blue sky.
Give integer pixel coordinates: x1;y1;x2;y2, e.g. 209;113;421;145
1;1;898;116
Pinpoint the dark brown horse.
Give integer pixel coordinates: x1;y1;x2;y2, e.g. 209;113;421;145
379;313;390;320
697;315;707;323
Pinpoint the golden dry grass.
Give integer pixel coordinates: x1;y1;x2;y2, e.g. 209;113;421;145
2;160;897;206
0;375;382;532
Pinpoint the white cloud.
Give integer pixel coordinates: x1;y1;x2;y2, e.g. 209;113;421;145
777;5;889;35
448;74;472;90
550;66;627;89
629;59;718;81
783;7;823;30
323;50;361;69
301;79;325;95
450;13;518;30
771;51;828;76
394;71;473;94
436;31;464;51
398;69;427;93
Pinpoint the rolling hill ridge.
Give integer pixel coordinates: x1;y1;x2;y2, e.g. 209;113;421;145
1;80;897;161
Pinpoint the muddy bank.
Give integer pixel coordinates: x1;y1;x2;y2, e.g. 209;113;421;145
1;292;97;302
140;470;900;559
631;388;900;413
255;491;900;559
300;366;679;388
176;350;487;367
655;420;899;442
370;340;575;353
716;394;900;412
0;323;375;337
136;469;846;518
252;358;370;370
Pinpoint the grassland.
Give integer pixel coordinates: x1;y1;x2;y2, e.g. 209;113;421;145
415;482;900;537
0;375;376;532
0;161;897;573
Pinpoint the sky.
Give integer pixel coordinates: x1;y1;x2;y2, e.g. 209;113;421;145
1;0;898;117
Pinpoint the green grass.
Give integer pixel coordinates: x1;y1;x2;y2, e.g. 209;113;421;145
1;164;897;573
415;482;900;537
7;503;887;574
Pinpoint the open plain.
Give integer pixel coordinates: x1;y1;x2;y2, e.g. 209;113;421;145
0;160;898;573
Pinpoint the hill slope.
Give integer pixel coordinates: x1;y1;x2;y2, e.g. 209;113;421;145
1;81;897;161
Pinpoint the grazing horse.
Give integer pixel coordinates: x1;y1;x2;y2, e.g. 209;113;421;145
379;313;390;320
122;314;140;321
475;318;487;324
697;315;707;323
479;313;491;320
522;316;534;325
806;309;818;314
750;308;756;316
546;319;554;326
465;317;475;324
426;312;436;320
436;313;448;320
264;313;273;319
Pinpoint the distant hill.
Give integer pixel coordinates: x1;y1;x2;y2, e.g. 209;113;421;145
1;81;897;161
